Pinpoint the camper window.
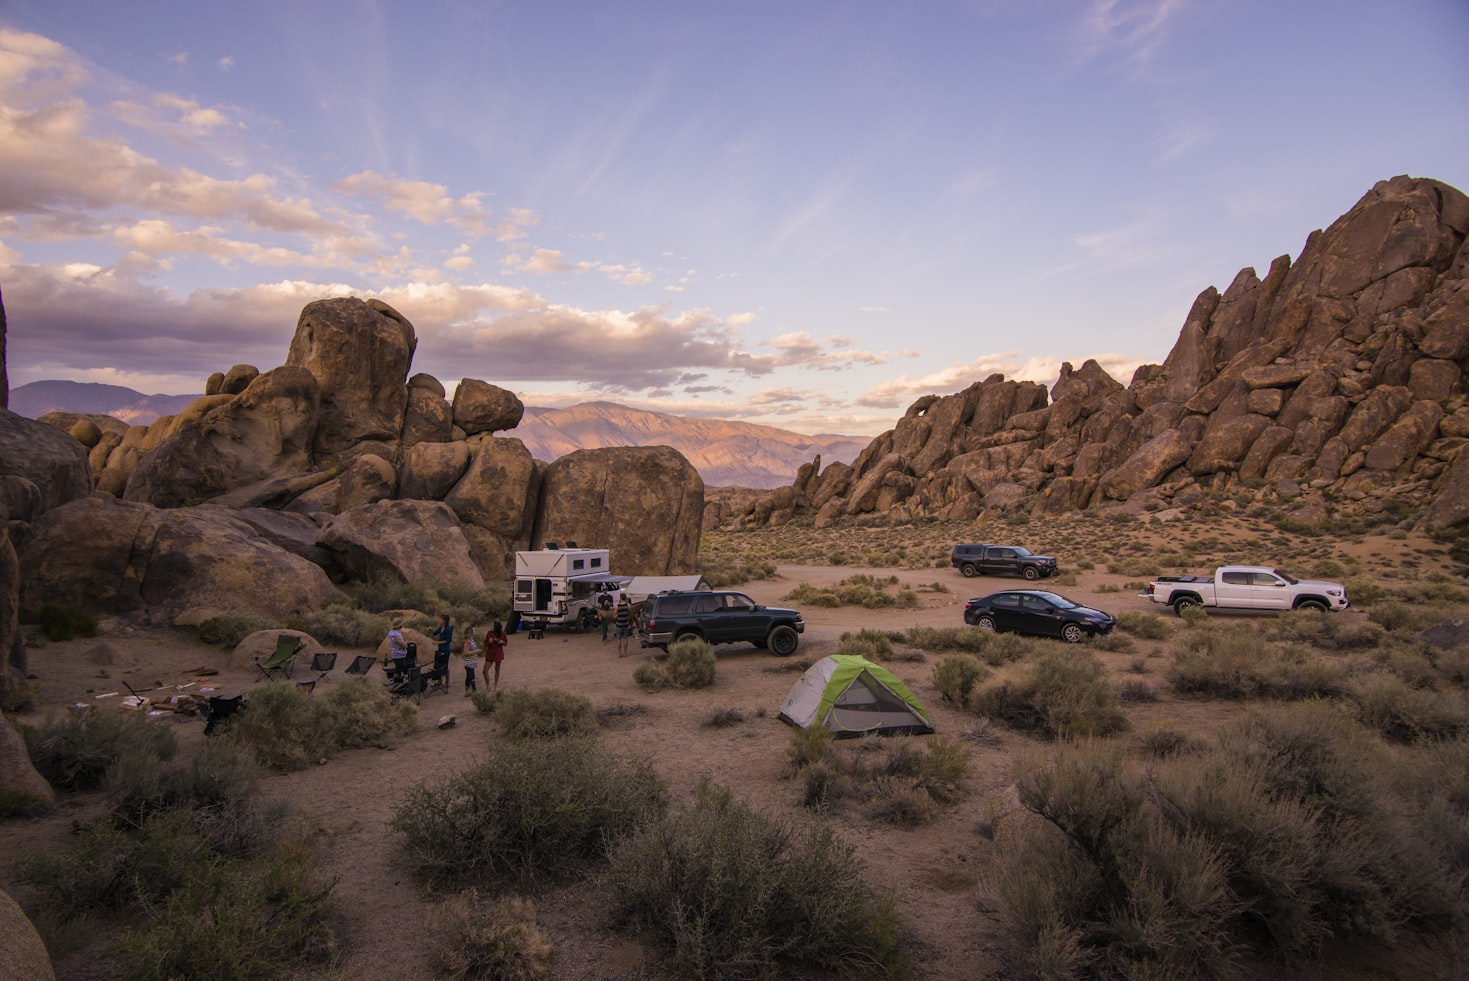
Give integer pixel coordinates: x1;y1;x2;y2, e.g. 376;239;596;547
572;559;585;570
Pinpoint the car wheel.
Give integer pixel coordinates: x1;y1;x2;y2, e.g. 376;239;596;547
1022;566;1040;581
1061;623;1084;644
1295;599;1328;613
673;630;704;647
975;615;997;632
1173;596;1200;616
767;625;799;657
961;563;978;578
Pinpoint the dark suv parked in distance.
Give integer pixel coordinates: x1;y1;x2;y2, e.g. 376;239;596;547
636;590;804;656
950;543;1058;580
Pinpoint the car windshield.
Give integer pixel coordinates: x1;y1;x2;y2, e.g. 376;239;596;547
1270;569;1299;584
1030;591;1078;609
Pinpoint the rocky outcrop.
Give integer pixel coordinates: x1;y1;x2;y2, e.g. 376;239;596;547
0;410;92;519
18;497;338;623
319;500;486;588
452;378;524;436
0;885;55;981
734;176;1469;532
533;446;703;575
0;714;54;812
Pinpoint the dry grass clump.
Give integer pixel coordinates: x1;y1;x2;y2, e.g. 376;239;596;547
346;571;510;626
1167;623;1351;701
605;782;904;979
901;625;1033;665
835;627;896;661
428;890;554;981
26;711;179;791
699;556;778;587
931;654;990;706
783;573;919;609
1115;609;1171;639
392;737;663;889
634;636;717;690
1349;673;1469;744
198;610;279;647
972;650;1130;738
787;731;970;825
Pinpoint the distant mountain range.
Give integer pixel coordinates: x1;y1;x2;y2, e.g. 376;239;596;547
8;381;866;489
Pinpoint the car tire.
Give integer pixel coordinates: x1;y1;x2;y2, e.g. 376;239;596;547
1022;566;1040;581
975;615;996;632
673;630;705;647
1295;599;1328;613
961;563;978;578
1061;623;1084;644
767;625;799;657
1173;596;1200;616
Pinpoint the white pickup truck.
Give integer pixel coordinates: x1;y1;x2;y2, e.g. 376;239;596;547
1142;566;1349;616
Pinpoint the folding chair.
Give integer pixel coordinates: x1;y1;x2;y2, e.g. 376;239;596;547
343;654;377;679
388;664;426;705
308;651;338;683
254;635;304;682
422;651;451;697
203;695;245;736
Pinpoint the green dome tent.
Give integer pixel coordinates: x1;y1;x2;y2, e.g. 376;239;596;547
777;654;934;737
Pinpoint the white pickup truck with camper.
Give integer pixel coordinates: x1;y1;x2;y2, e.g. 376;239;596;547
1142;566;1349;616
513;546;624;632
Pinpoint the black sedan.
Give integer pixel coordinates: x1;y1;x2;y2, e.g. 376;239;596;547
963;590;1115;643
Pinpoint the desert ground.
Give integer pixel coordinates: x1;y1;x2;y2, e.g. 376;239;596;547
3;511;1468;980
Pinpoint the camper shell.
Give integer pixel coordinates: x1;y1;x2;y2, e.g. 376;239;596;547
513;547;625;630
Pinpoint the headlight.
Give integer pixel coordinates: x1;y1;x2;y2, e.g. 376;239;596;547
1326;589;1342;597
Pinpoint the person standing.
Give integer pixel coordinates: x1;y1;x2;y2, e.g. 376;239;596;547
386;614;408;678
614;593;633;657
432;613;454;662
598;588;614;643
484;619;508;692
461;634;480;694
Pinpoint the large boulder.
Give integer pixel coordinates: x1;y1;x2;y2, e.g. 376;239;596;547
18;497;338;623
1098;430;1194;502
0;409;92;517
452;378;524;436
122;366;320;508
0;885;55;981
442;437;540;579
0;714;54;812
318;500;486;587
398;441;473;502
286;453;397;515
286;297;417;464
532;446;703;575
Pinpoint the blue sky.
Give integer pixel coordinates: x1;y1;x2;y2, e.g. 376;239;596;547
2;0;1466;436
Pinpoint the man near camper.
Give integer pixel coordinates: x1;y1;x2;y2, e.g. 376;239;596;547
598;588;614;643
614;593;633;657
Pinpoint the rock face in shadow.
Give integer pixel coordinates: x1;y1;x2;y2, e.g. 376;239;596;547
731;176;1469;532
533;446;704;575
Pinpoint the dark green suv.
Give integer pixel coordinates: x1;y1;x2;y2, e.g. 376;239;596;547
636;590;804;656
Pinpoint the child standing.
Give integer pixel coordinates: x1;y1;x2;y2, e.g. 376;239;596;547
461;634;480;694
484;619;508;692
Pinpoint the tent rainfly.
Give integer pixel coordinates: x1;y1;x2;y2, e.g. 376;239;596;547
778;654;934;738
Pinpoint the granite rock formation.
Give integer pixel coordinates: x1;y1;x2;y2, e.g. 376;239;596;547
730;176;1469;533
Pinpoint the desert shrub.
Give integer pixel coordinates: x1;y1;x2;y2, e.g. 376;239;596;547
705;708;746;728
1105;558;1156;577
198;611;278;647
786;724;833;770
605;782;903;980
1436;646;1469;686
636;636;717;690
224;679;417;771
1117;680;1158;703
1090;631;1135;652
470;690;500;714
931;654;990;705
1095;582;1121;593
391;738;663;888
1368;603;1433;632
1167;626;1350;702
1351;674;1469;744
109;837;337;981
349;569;437;613
993;744;1235;979
26;711;178;791
428;890;554;981
788;734;969;824
294;606;384;648
36;603;97;642
1116;610;1170;640
1136;725;1205;758
1342;574;1386;606
493;687;599;739
901;625;1031;665
837;628;895;661
701;558;778;587
783;574;917;609
973;650;1129;738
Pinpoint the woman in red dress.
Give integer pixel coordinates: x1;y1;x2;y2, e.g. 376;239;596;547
484;619;508;692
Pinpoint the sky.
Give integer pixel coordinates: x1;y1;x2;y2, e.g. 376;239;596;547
1;1;1466;437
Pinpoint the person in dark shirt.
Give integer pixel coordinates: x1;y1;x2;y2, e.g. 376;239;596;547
614;593;633;657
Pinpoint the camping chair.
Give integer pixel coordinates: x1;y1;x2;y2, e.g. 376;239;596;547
343;654;377;679
203;695;245;736
422;650;451;697
385;643;418;685
388;664;426;705
308;651;338;683
254;635;304;682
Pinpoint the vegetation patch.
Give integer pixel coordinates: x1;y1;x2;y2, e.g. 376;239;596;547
428;890;555;981
26;712;178;791
972;649;1129;738
492;687;599;739
37;603;98;642
605;782;904;979
931;654;990;706
783;574;919;609
198;611;279;647
223;678;417;771
392;737;663;889
634;636;716;690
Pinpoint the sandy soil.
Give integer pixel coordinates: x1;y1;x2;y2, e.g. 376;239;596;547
3;529;1466;980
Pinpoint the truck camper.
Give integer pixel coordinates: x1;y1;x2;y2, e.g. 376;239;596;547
512;546;627;631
